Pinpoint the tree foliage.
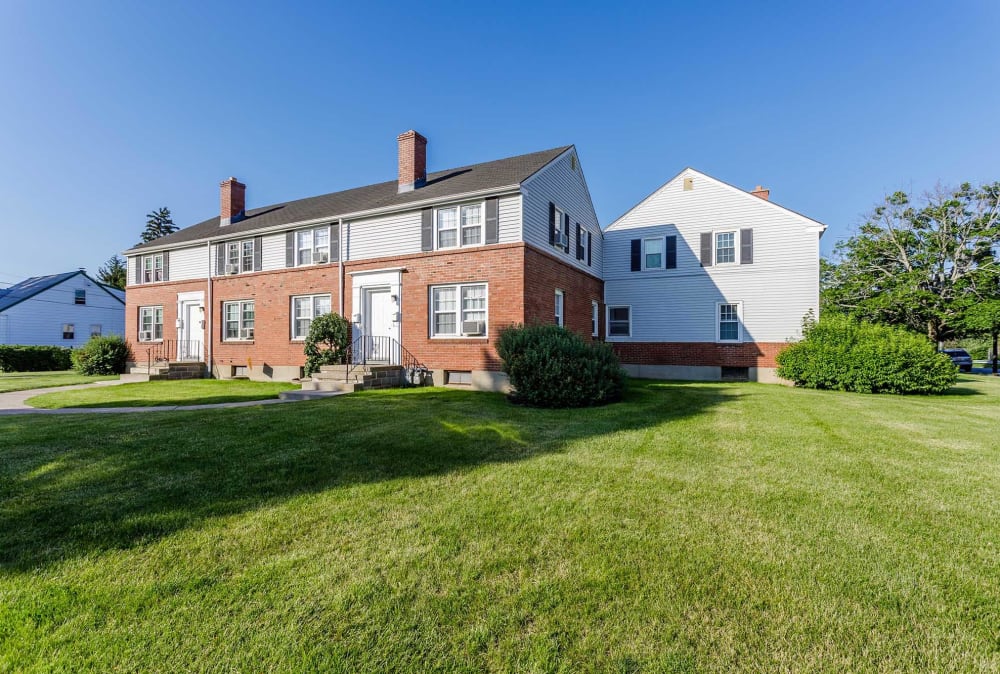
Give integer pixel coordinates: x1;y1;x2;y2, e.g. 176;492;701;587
822;183;1000;343
303;313;351;376
96;254;127;290
961;298;1000;373
139;207;178;244
71;335;132;375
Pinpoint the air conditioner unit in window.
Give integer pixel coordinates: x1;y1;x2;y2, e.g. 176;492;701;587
140;331;153;341
316;252;329;263
462;320;485;336
241;328;254;340
226;264;239;275
554;230;568;248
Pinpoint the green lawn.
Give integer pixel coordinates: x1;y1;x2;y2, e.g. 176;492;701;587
2;378;999;671
26;379;298;408
0;370;117;393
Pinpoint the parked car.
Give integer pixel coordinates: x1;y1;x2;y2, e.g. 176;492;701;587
941;348;973;372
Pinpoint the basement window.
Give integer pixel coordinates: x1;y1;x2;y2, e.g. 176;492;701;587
446;371;472;385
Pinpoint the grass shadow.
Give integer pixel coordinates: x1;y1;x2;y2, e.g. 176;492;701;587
0;382;730;572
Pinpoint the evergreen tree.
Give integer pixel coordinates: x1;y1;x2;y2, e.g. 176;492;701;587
96;254;127;290
139;207;178;243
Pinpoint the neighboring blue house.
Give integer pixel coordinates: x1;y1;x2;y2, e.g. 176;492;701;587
0;270;126;347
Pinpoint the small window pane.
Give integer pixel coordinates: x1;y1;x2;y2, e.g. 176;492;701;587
609;306;630;336
644;238;663;269
462;285;486;322
716;232;736;264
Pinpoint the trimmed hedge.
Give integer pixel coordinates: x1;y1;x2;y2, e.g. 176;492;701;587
71;336;132;375
497;323;626;407
776;314;957;394
0;345;74;373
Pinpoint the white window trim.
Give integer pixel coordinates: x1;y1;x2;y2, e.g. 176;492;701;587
435;201;486;251
716;301;743;343
62;323;75;340
429;282;489;339
295;225;332;266
607;305;632;339
141;253;164;283
223;299;255;341
223;239;256;275
290;293;332;341
714;230;738;266
552;206;568;250
555;289;564;327
642;236;665;271
591;300;599;337
138;306;164;342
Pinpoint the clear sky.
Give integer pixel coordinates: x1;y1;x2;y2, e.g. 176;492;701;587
1;1;997;284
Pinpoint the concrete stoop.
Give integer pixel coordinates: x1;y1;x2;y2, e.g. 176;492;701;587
122;362;207;382
299;364;405;393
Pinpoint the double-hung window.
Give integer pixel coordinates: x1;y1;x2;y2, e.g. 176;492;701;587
142;254;164;283
224;300;255;341
291;294;332;340
436;203;483;249
553;206;568;249
296;226;330;265
592;300;599;336
74;289;86;305
643;237;664;270
139;306;163;341
608;306;631;337
225;240;255;274
430;283;488;337
718;303;741;342
62;324;75;340
715;232;736;264
554;290;564;327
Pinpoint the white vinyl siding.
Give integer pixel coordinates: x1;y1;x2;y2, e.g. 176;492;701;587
168;246;208;281
603;168;822;344
521;149;602;275
345;210;422;260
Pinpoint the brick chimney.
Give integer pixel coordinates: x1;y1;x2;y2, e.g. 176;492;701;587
750;185;770;201
397;130;427;193
220;177;246;225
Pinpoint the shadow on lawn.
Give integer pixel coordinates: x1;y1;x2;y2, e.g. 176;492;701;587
0;382;731;572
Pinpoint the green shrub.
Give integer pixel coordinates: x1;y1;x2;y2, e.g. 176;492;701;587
0;345;74;372
71;336;132;375
496;323;627;407
776;314;957;394
303;313;351;376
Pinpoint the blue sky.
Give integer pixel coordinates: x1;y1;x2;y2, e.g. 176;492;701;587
1;1;997;283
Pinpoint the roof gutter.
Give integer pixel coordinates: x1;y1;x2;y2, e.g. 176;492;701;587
121;184;523;256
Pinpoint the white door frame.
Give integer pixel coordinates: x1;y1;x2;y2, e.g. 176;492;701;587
176;291;205;361
350;268;402;364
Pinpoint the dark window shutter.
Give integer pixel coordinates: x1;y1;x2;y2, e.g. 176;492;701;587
421;208;434;251
665;235;677;269
563;213;570;252
587;231;592;266
700;233;713;267
740;228;753;264
331;224;340;262
548;202;556;245
285;232;295;267
630;239;641;272
253;236;262;271
485;198;499;244
216;243;226;275
134;257;142;285
162;251;169;281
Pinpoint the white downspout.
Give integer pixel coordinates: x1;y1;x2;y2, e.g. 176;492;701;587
338;218;345;316
206;240;213;376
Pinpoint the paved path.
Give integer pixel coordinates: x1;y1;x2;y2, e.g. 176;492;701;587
0;380;331;416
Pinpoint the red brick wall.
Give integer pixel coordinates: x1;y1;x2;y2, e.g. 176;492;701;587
612;341;789;368
125;278;205;348
522;246;604;340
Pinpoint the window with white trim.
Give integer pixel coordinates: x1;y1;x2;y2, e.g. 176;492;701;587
142;253;164;283
226;240;255;274
592;300;599;336
296;226;330;266
553;206;568;249
291;294;332;340
716;232;736;264
430;283;488;337
718;303;741;342
436;203;483;249
139;306;163;341
608;306;631;337
554;289;564;327
223;300;255;341
62;324;74;340
643;237;664;270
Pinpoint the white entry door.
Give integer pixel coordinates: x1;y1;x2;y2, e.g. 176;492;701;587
178;301;205;361
364;288;397;363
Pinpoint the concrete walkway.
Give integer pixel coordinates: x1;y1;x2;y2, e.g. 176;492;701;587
0;380;337;416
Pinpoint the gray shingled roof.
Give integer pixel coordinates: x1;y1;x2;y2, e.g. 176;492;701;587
126;145;571;253
0;271;125;313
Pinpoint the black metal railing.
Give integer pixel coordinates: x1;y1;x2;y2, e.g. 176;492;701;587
133;340;203;368
344;334;428;385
